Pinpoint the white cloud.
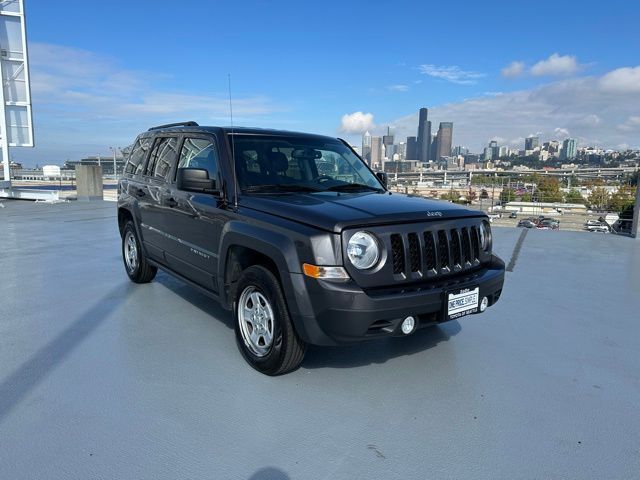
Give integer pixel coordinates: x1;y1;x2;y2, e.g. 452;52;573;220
577;114;601;126
554;127;570;138
501;61;525;78
389;67;640;151
17;42;282;165
617;116;640;132
530;53;580;76
599;66;640;93
387;84;409;92
418;64;485;85
340;111;375;134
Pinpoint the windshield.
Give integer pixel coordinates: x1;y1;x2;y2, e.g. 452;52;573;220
231;134;384;193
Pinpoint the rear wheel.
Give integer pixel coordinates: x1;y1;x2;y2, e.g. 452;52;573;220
234;265;306;375
122;221;157;283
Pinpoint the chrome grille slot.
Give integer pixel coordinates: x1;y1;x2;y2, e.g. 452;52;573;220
450;229;462;267
390;234;405;274
470;226;480;260
423;232;437;271
408;233;420;272
437;230;450;271
461;227;472;264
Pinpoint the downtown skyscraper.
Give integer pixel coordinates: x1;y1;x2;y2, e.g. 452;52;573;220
436;122;453;160
416;107;431;162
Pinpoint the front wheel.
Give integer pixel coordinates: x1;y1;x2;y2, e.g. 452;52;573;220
122;221;157;283
234;265;306;375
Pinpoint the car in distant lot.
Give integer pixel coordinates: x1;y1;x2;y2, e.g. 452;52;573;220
538;219;560;230
586;219;603;226
585;223;610;233
517;219;536;228
509;211;518;218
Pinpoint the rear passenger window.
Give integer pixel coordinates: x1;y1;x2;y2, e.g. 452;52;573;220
146;137;178;180
178;137;219;181
125;137;151;175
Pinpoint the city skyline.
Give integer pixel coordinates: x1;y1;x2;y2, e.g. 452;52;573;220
9;0;640;166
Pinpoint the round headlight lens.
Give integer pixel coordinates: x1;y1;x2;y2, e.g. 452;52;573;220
479;221;492;251
347;231;380;270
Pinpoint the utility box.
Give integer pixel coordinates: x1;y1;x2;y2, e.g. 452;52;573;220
76;165;103;201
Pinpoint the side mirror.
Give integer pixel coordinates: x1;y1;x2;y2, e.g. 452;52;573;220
376;171;388;188
177;168;219;194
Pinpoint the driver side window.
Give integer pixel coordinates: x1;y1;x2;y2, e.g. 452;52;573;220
178;137;219;181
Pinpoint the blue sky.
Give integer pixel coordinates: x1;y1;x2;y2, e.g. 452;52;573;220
14;0;640;165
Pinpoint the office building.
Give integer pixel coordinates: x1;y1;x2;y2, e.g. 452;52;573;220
436;122;453;160
525;136;539;151
430;133;438;161
406;136;417;160
361;131;371;165
370;136;383;167
416;108;431;162
561;138;577;160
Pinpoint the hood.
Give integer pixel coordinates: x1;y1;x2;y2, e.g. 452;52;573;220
239;191;485;232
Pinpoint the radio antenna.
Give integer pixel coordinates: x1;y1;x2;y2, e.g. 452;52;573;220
228;73;238;208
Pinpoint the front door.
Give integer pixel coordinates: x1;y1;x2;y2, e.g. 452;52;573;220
161;134;227;292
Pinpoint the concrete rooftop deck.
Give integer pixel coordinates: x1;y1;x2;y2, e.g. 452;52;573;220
1;200;639;479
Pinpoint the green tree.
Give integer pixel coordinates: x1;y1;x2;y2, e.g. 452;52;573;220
564;189;587;205
440;190;460;202
521;193;533;202
610;185;636;213
534;175;563;203
500;188;516;203
588;187;610;210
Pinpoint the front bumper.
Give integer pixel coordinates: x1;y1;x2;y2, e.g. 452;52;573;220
288;255;505;346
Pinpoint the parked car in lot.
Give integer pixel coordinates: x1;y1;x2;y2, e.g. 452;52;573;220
585;223;610;233
517;219;536;228
117;122;505;375
509;211;518;218
538;219;560;230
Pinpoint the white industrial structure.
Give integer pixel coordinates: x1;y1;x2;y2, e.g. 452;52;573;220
0;1;52;199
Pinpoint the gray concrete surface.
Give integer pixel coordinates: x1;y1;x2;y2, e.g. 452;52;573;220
75;165;103;201
1;200;639;479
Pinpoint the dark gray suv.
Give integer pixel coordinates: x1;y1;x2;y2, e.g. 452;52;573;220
117;122;505;375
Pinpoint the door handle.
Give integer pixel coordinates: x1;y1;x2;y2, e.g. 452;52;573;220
165;197;178;208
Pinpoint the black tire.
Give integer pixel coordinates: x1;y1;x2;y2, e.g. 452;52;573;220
122;220;157;284
234;265;306;375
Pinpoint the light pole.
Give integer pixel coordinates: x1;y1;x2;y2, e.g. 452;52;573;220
109;146;118;178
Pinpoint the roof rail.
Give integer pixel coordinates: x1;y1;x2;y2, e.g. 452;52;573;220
148;121;199;131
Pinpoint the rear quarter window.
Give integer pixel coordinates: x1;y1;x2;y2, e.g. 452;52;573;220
124;137;151;175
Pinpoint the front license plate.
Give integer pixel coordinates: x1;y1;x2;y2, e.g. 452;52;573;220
446;287;479;320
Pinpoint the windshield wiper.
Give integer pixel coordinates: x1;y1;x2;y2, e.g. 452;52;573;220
326;183;383;192
243;184;323;193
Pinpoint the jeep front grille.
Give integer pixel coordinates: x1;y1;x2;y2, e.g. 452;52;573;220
390;226;481;278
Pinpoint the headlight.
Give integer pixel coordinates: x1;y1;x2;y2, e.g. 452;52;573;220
479;221;492;251
347;231;380;270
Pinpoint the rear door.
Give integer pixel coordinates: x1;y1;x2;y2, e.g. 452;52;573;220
162;134;227;292
137;135;180;261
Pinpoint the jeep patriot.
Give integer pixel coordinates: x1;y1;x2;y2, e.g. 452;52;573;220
117;122;505;375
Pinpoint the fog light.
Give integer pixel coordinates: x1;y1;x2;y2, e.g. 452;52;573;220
480;296;489;312
401;316;416;335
